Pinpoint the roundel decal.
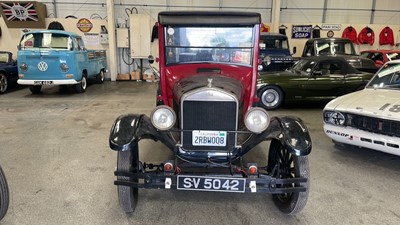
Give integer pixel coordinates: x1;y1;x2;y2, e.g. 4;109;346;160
76;18;93;32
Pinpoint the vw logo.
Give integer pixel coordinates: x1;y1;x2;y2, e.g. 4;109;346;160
38;61;48;71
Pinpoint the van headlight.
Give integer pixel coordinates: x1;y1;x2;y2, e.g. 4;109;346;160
323;111;346;126
19;63;28;71
60;63;69;72
150;106;176;130
244;107;270;133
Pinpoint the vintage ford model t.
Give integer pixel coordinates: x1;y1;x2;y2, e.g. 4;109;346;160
109;11;312;215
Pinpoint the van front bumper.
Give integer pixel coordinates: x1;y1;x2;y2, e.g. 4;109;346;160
17;79;80;85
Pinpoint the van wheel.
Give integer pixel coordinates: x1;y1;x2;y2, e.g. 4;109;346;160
29;85;42;94
0;74;8;94
75;76;87;93
96;70;104;84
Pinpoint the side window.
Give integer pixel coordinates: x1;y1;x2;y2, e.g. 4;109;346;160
329;63;342;74
316;63;331;75
76;38;85;51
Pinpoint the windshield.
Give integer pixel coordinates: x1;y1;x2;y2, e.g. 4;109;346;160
259;36;288;50
290;59;315;74
165;26;254;65
387;52;400;61
315;41;355;55
367;63;400;89
20;33;72;50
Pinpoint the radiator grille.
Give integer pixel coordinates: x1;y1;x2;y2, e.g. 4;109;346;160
347;114;400;138
182;100;237;151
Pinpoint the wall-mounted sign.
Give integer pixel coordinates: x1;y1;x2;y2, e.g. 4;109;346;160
260;23;270;33
0;1;46;28
291;25;312;39
327;30;335;38
322;24;342;31
76;18;93;33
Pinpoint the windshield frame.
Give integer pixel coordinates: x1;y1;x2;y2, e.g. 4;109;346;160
19;33;73;50
164;26;255;66
366;62;400;89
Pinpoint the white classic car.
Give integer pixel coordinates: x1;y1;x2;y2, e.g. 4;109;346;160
323;60;400;156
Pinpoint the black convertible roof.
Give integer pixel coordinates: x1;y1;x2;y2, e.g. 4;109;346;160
158;11;261;26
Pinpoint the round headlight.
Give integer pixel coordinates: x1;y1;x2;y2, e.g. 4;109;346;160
60;63;69;72
19;63;28;71
150;105;176;130
244;107;270;133
329;112;346;126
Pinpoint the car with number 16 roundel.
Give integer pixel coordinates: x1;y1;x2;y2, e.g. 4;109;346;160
108;11;312;215
323;60;400;156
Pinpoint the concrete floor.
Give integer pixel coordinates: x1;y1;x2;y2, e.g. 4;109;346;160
0;81;400;225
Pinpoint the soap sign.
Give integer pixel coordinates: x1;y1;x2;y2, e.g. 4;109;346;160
291;25;312;39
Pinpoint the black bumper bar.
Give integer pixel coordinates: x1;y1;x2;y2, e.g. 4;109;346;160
114;171;307;194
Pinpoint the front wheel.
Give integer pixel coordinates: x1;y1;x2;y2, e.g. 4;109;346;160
74;76;87;93
96;70;104;84
0;73;8;94
259;86;284;110
117;144;140;213
0;165;9;221
268;139;310;215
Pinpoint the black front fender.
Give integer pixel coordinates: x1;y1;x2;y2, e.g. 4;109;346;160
109;114;176;151
241;116;311;156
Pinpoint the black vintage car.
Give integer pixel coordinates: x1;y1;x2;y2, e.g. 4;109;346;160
257;56;374;110
109;11;312;215
301;38;378;73
0;51;18;94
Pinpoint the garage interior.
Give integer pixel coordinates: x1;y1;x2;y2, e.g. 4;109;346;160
1;0;400;225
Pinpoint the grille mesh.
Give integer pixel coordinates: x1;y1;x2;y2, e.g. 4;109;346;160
347;114;400;138
182;100;237;151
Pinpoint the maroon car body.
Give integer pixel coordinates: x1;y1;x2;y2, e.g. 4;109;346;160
109;11;312;216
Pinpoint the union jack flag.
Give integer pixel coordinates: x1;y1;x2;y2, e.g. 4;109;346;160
1;2;38;21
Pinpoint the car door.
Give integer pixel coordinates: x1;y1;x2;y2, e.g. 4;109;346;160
303;60;346;100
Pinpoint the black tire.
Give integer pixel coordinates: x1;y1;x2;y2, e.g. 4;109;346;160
0;165;9;221
259;86;284;110
74;75;87;93
29;85;42;94
268;139;310;215
96;70;104;84
0;73;8;94
117;144;139;213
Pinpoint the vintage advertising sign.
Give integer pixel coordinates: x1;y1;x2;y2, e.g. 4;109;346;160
260;23;270;33
322;24;342;31
77;18;93;33
291;25;312;39
0;1;47;28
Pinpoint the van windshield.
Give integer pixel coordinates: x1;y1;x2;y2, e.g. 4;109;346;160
20;33;72;50
165;26;254;65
